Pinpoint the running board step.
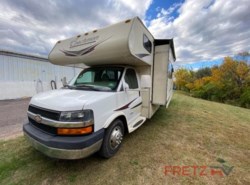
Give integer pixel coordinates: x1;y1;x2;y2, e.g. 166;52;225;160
133;119;144;128
128;116;146;133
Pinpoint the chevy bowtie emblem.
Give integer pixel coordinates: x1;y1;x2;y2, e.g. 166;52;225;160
34;114;42;123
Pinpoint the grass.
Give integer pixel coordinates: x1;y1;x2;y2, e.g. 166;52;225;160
0;92;250;185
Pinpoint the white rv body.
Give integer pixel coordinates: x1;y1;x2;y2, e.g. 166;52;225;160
23;17;176;159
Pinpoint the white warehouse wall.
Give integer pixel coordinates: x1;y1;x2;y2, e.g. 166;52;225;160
0;51;82;100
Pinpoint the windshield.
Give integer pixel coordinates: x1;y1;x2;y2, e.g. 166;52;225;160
68;67;124;91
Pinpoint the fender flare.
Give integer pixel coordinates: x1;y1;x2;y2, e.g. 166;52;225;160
103;112;127;129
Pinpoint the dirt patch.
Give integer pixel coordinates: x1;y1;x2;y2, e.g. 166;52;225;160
0;98;30;140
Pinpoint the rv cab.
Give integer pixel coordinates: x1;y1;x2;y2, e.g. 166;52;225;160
23;17;176;159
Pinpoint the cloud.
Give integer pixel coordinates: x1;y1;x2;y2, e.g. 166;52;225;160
156;2;182;18
148;0;250;63
1;0;249;64
0;0;152;56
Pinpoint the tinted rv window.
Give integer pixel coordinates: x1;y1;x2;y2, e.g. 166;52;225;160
125;69;138;89
143;34;152;53
168;63;174;79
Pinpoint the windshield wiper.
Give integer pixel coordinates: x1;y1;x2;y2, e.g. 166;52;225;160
62;85;75;89
74;84;101;91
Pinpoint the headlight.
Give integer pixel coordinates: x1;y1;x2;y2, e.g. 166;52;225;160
59;110;94;122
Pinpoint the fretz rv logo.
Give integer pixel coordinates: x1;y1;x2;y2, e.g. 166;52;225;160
164;158;234;177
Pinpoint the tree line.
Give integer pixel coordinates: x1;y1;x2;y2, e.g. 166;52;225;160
174;56;250;108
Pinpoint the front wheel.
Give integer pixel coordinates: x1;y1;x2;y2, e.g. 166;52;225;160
98;119;124;158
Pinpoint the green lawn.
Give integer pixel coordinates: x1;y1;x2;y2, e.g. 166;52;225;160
0;92;250;185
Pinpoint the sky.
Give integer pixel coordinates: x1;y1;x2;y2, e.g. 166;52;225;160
0;0;249;68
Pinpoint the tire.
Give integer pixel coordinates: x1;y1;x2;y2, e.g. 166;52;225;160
98;119;124;158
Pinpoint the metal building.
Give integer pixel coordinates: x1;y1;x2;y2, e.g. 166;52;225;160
0;50;81;100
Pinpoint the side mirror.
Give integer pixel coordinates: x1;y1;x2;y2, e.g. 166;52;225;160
123;81;129;92
62;77;67;87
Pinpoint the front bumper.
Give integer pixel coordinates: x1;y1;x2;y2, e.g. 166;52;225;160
23;123;104;159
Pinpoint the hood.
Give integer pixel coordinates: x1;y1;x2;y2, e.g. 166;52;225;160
30;89;114;111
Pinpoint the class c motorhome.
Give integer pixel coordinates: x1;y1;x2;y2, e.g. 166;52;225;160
23;17;176;159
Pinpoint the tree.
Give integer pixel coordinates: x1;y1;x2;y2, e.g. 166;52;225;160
174;56;250;108
195;67;212;79
174;68;193;91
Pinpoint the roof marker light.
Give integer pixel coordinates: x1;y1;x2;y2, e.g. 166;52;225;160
125;19;131;23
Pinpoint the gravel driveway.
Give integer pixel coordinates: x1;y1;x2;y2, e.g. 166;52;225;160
0;98;30;140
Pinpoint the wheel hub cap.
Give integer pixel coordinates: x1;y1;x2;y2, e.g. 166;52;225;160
109;126;123;150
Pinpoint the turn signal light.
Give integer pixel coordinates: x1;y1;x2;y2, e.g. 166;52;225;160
57;126;93;135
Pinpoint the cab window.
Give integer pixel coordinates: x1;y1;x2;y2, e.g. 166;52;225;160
124;69;138;89
74;67;123;91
